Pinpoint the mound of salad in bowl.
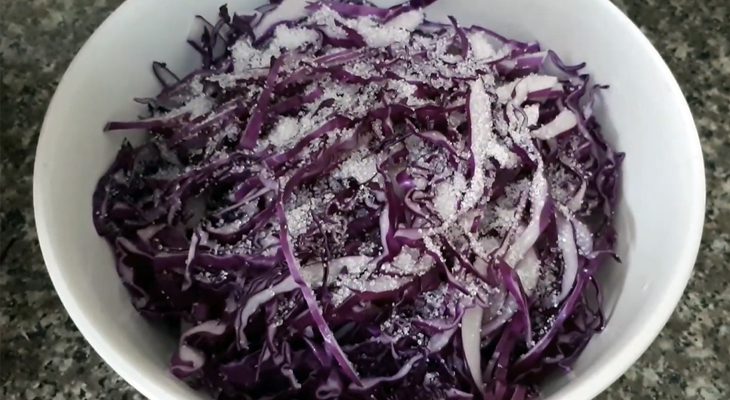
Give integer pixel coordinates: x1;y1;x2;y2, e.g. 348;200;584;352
92;0;623;398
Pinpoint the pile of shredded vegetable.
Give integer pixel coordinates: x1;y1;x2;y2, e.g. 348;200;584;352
93;0;623;399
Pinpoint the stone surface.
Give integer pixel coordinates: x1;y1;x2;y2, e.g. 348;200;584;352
1;0;728;399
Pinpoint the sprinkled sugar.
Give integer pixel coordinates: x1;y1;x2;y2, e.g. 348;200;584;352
309;6;424;48
266;117;301;148
334;149;378;184
109;4;614;390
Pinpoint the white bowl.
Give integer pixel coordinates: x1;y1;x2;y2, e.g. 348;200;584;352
33;0;705;399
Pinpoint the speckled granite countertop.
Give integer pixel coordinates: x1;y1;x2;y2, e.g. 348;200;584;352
1;0;728;399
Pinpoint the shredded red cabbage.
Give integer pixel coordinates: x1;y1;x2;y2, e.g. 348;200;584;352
93;1;623;399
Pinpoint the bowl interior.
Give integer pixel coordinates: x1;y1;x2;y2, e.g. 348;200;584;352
34;0;704;399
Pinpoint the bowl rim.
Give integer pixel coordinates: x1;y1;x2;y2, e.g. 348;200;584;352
33;1;706;399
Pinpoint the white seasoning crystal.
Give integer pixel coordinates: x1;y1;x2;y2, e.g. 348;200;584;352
469;78;518;169
334;149;378;184
270;25;320;50
467;31;506;61
286;200;315;238
383;247;434;276
388;80;418;103
231;40;267;72
266;117;301;148
308;6;424;48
